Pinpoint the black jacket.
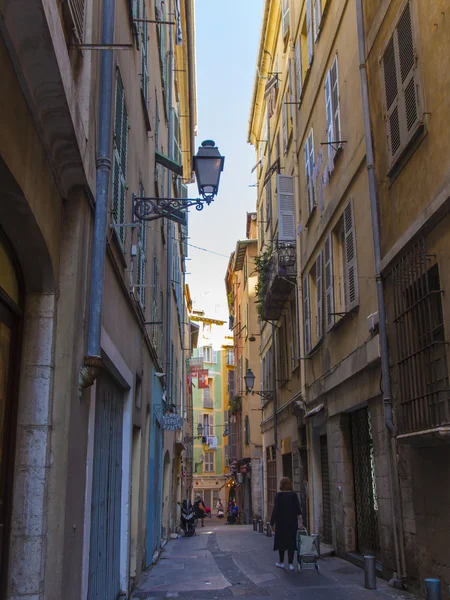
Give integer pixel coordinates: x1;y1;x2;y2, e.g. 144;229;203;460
270;491;301;551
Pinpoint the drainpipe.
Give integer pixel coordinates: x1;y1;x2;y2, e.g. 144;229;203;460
355;0;406;585
79;0;116;390
165;0;175;406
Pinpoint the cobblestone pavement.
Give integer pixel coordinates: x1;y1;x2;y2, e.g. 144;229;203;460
132;522;418;600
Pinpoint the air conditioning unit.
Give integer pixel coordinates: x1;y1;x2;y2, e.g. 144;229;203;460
367;311;379;335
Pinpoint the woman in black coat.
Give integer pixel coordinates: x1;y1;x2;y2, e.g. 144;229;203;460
270;477;302;570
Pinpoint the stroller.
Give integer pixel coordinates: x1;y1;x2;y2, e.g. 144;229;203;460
296;527;320;572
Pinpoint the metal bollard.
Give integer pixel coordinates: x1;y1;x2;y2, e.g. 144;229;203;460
259;519;264;533
425;578;442;600
253;519;257;531
266;522;272;537
364;555;377;590
312;534;321;558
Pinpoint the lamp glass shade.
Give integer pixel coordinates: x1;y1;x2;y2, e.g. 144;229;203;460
197;422;203;437
244;368;255;391
193;140;225;198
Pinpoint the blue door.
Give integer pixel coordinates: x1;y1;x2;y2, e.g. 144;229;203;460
88;373;123;600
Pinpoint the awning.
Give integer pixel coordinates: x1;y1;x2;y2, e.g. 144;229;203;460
304;403;324;419
155;150;183;176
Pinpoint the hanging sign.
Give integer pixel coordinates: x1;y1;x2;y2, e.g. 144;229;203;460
189;357;204;374
198;370;209;389
163;412;183;431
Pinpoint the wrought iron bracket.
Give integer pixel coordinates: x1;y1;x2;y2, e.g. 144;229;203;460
239;389;274;401
320;140;347;153
133;193;215;225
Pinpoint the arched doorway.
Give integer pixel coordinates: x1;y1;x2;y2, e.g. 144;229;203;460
0;232;22;597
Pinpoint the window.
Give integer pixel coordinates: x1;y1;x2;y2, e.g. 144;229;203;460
265;186;272;231
227;369;235;400
295;37;303;104
224;410;229;429
225;349;234;367
136;182;146;306
325;56;341;166
281;0;290;38
277;316;289;383
243;259;248;287
392;242;450;434
112;70;128;244
304;129;316;214
204;451;215;473
304;251;323;354
289;295;299;369
313;0;322;41
303;274;311;354
141;1;149;104
203;413;214;437
381;1;421;167
324;232;335;331
170;342;174;399
244;415;250;446
203;346;212;363
203;378;214;408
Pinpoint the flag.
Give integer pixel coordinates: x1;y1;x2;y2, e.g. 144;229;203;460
198;370;209;389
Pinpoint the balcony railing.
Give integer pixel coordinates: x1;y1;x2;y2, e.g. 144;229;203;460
262;243;296;321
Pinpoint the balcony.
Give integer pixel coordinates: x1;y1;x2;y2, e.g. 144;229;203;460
259;243;296;321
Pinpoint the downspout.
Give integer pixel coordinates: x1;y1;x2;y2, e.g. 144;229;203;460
79;0;116;390
355;0;406;585
165;0;175;406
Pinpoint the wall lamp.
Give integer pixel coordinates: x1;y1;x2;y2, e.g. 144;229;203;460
133;140;225;224
243;368;273;401
184;422;205;444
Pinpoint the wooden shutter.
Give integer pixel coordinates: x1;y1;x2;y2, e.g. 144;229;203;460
330;57;341;146
304;140;311;213
397;2;420;142
313;0;322;41
67;0;85;42
306;0;313;66
288;59;294;123
295;38;303;103
324;233;335;331
308;130;316;211
277;174;295;241
282;92;288;152
181;185;189;257
316;251;323;341
141;2;148;102
303;275;311;354
343;199;358;310
382;36;400;160
282;0;290;38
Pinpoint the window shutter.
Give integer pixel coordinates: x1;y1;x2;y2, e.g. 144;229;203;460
67;0;86;43
141;2;148;102
316;251;323;341
304;141;311;213
306;0;313;66
313;0;322;41
397;2;419;140
307;130;316;212
277;174;295;242
382;36;401;160
330;57;341;147
303;275;311;354
324;233;335;331
282;0;290;38
295;38;302;102
344;199;358;310
212;350;218;364
282;92;288;152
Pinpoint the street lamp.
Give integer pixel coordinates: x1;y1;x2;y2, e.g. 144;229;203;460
133;140;225;223
184;422;204;445
243;368;273;401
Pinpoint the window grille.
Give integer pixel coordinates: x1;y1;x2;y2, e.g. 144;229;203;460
391;238;450;434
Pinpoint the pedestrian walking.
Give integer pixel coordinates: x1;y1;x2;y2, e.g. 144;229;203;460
194;494;206;527
270;477;302;571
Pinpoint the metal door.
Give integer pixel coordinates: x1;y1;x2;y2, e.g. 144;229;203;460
351;407;380;557
88;374;123;600
320;435;332;543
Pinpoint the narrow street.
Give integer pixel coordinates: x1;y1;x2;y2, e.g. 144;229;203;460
132;521;416;600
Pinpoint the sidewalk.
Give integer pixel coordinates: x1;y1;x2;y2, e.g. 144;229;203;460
132;522;418;599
